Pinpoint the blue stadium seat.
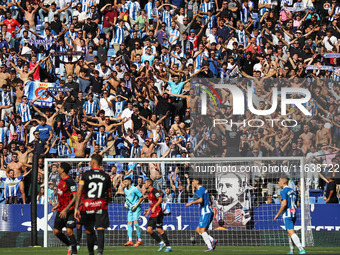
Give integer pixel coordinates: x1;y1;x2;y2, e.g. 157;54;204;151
107;48;115;57
36;19;43;25
309;197;316;204
317;197;326;204
98;24;103;34
36;24;44;32
309;189;323;198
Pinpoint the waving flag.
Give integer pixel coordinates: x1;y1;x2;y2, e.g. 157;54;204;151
24;81;55;108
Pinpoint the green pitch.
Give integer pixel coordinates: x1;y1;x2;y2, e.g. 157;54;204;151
0;246;339;254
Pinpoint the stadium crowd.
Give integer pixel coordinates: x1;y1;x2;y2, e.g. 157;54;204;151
0;0;338;206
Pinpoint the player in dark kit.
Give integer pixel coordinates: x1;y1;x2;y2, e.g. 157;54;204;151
74;154;111;255
76;193;98;251
139;179;172;252
53;162;78;255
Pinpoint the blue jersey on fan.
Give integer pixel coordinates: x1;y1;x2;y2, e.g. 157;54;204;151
280;186;297;218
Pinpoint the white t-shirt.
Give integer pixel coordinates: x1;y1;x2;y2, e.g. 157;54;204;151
29;125;38;143
323;36;338;52
121;108;133;131
72;10;88;21
100;96;115;117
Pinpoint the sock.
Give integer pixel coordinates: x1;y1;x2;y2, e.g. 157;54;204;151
201;232;213;250
94;232;98;246
87;232;95;253
69;234;77;253
150;232;162;243
207;233;214;242
135;224;142;241
128;224;133;241
76;228;82;245
291;234;303;251
56;233;70;246
97;230;105;253
289;237;294;252
161;233;170;246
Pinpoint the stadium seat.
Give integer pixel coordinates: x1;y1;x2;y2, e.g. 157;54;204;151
107;49;115;57
36;24;44;32
317;197;326;204
98;23;103;34
309;189;323;198
273;198;280;204
309;197;316;204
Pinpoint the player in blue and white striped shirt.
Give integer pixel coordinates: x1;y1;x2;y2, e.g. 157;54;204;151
274;177;306;254
82;93;99;117
128;0;141;21
17;96;32;123
186;177;217;252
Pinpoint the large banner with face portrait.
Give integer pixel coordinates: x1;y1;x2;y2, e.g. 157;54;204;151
213;169;254;229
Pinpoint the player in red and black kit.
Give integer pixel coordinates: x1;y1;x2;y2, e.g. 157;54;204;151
74;154;111;255
143;179;172;252
53;162;78;255
75;192;98;251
